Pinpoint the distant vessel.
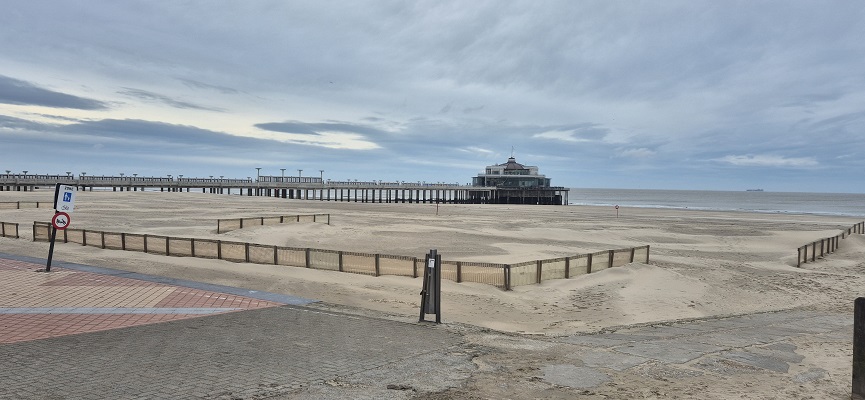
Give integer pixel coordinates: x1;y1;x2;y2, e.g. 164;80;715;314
746;189;764;192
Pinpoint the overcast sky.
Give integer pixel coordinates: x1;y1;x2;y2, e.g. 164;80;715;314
1;1;863;192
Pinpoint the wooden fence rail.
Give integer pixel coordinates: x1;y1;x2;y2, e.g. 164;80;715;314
0;222;19;238
217;214;331;233
797;221;864;267
31;221;650;290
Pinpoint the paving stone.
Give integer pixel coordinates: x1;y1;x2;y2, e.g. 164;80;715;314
541;364;610;389
613;339;725;364
566;348;648;371
718;350;791;373
0;306;461;399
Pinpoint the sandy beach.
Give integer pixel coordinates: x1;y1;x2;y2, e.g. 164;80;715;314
1;189;863;398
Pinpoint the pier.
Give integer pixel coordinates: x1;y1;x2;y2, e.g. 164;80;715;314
0;174;569;205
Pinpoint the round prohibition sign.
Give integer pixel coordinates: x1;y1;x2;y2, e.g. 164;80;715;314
52;212;71;230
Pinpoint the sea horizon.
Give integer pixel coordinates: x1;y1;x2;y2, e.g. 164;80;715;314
567;187;865;217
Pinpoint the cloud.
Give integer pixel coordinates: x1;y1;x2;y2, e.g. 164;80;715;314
532;124;609;143
254;120;382;150
177;78;240;94
0;75;109;110
117;88;225;112
617;147;656;158
716;154;818;168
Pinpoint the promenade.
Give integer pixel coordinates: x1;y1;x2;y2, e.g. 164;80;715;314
0;252;852;399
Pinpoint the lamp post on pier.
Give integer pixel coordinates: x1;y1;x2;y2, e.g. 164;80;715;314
319;170;324;184
280;168;285;182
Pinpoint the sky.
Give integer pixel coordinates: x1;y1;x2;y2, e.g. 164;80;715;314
1;1;864;192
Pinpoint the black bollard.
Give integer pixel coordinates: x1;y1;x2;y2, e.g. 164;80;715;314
854;297;865;399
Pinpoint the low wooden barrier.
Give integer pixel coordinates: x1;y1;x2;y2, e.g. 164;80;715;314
0;201;51;210
797;221;864;267
217;214;330;233
32;221;651;290
0;222;19;238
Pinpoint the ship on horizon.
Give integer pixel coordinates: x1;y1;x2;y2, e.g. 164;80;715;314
745;188;764;192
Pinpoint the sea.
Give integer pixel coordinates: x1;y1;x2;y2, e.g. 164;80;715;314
568;188;865;217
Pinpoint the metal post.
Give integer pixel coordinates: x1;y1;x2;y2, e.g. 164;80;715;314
855;297;865;398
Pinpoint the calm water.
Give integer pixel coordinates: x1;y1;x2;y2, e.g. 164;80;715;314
568;188;865;217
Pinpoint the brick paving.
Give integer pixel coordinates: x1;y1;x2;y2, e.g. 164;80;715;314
0;254;461;399
0;257;283;343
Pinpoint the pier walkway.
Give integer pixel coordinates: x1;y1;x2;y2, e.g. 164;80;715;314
0;174;569;205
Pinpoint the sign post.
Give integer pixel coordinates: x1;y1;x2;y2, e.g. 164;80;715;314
419;249;442;323
615;205;619;218
44;184;76;272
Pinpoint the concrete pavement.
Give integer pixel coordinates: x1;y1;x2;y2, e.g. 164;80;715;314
0;253;852;399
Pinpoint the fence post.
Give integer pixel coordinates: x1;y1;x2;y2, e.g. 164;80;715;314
273;245;278;265
327;214;331;225
121;233;126;250
165;237;170;256
812;242;816;262
297;215;300;222
536;260;542;284
260;217;264;226
608;250;615;269
143;234;148;252
630;248;635;263
217;240;222;259
564;257;570;279
338;251;343;272
280;216;284;223
101;232;106;249
245;243;250;262
375;254;381;276
456;261;462;283
305;248;311;268
217;219;221;233
587;253;593;274
646;245;650;263
821;239;825;257
82;229;87;246
505;265;511;291
412;257;418;278
240;219;243;229
191;239;196;257
63;228;67;243
797;247;802;267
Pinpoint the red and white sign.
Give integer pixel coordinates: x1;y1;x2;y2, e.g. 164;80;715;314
52;212;71;230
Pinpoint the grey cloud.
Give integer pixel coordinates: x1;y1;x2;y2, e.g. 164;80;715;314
178;78;240;94
463;105;484;114
0;75;109;110
118;88;225;112
255;121;388;137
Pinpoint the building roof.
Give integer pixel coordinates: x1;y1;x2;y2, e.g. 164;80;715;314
498;157;526;170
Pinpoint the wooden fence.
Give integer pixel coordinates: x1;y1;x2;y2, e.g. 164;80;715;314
797;221;864;267
0;222;18;238
217;214;331;233
0;201;52;209
32;221;650;290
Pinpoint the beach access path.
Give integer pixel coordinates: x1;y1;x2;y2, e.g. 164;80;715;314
0;252;852;399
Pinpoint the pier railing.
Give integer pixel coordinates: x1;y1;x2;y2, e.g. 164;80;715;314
217;214;330;233
30;222;650;290
797;221;864;267
0;222;18;238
